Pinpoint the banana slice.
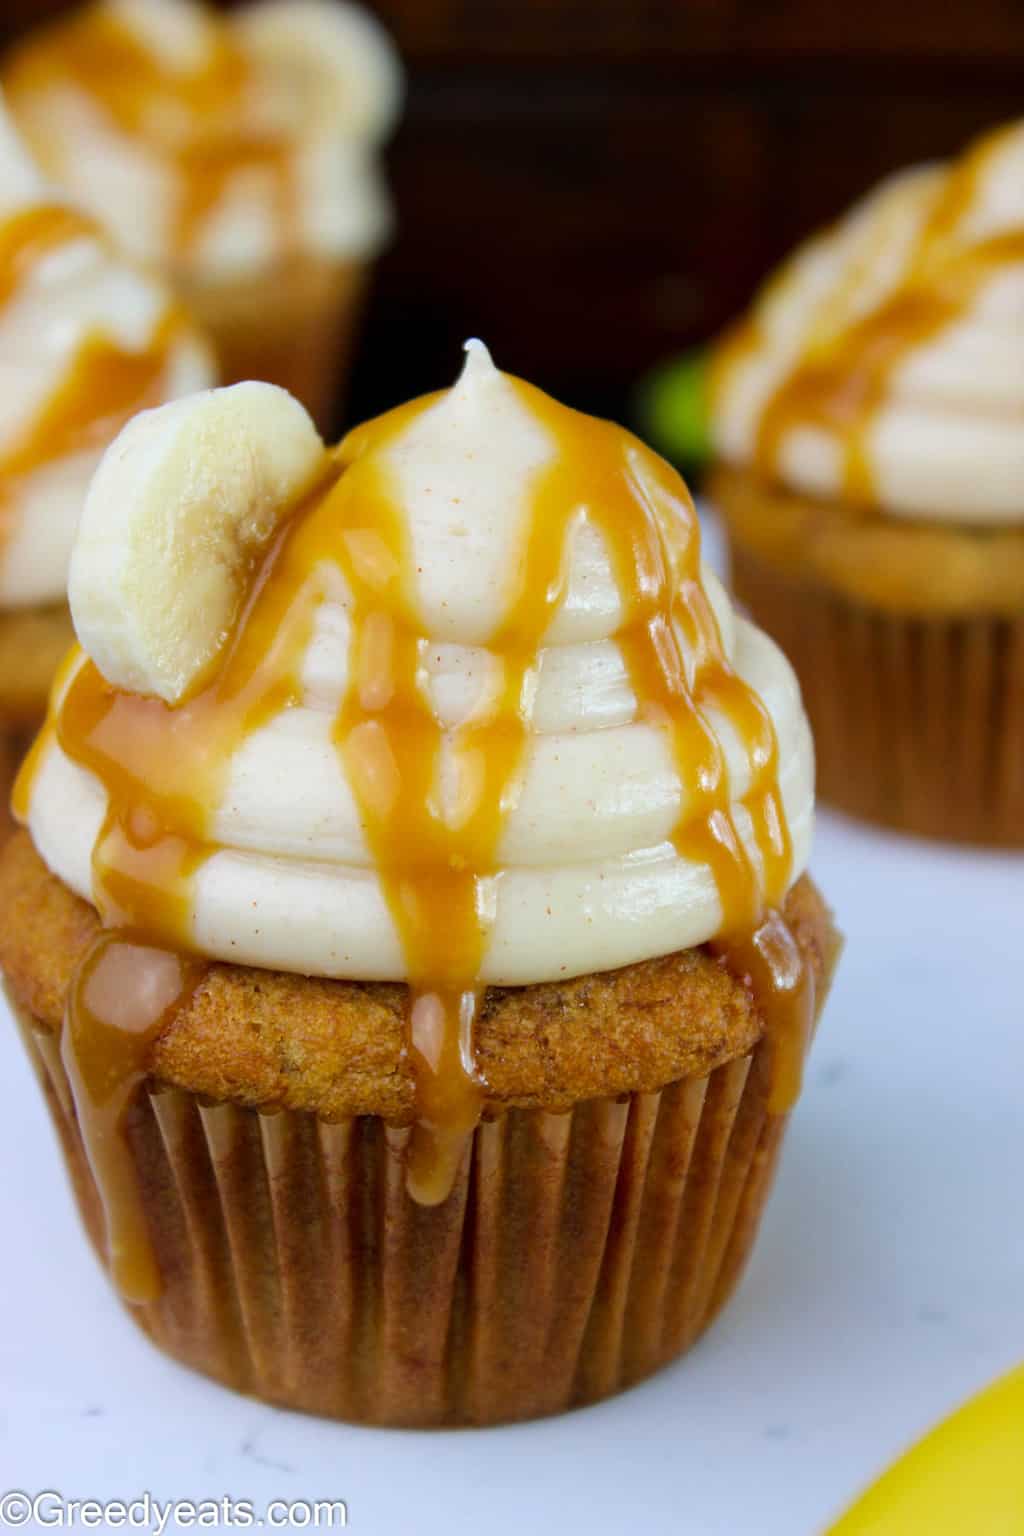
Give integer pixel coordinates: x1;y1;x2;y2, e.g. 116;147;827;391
69;382;326;704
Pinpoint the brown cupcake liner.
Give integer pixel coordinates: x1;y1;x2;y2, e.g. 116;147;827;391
12;991;803;1428
0;732;20;842
729;540;1024;847
178;257;367;434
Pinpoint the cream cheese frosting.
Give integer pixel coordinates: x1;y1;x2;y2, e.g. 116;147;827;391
0;104;213;608
711;119;1024;522
20;345;815;986
3;0;402;278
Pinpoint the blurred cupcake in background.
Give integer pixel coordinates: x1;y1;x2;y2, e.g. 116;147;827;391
707;120;1024;846
0;104;212;819
3;0;402;429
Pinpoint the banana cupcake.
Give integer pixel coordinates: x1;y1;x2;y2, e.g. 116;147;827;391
2;346;839;1427
3;0;402;429
709;120;1024;845
0;106;212;821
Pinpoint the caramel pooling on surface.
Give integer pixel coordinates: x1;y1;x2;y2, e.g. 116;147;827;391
28;364;813;1297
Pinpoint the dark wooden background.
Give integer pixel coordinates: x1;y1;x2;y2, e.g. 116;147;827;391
2;0;1022;428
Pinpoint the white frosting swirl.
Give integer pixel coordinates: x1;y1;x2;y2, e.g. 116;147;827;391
712;120;1024;522
0;107;213;607
3;0;402;277
25;346;815;984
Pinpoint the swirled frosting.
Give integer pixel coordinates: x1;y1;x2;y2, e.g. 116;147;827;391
711;119;1024;522
3;0;402;277
0;105;213;607
21;344;814;985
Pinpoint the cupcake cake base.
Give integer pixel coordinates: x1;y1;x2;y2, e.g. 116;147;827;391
1;833;839;1428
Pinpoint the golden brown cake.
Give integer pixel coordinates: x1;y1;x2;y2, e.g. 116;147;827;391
6;350;839;1426
709;120;1024;845
1;829;837;1426
3;0;402;429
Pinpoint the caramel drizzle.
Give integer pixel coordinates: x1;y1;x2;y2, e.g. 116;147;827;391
329;400;493;1202
710;912;813;1115
0;203;94;307
5;7;297;259
750;125;1023;507
516;380;792;926
0;205;186;563
54;462;344;941
62;933;205;1302
28;372;812;1298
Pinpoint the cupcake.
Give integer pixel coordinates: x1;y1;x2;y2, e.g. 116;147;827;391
708;120;1024;845
0;106;212;818
3;0;402;429
2;345;839;1427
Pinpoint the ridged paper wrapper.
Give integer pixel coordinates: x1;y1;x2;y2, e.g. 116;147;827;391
9;978;835;1427
729;542;1024;847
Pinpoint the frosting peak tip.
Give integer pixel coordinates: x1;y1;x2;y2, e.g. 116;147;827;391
458;337;498;388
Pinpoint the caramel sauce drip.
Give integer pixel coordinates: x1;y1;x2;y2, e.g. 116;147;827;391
0;203;95;307
751;125;1023;507
5;7;297;260
514;379;792;926
514;381;809;1100
62;931;206;1302
52;463;342;942
0;204;185;562
27;465;342;1302
28;371;810;1296
328;399;491;1202
711;911;815;1114
2;321;184;481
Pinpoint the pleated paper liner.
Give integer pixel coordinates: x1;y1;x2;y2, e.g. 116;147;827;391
177;256;367;433
0;733;20;842
10;986;826;1429
729;543;1024;848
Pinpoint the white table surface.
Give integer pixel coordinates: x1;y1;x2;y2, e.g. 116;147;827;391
2;516;1023;1534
